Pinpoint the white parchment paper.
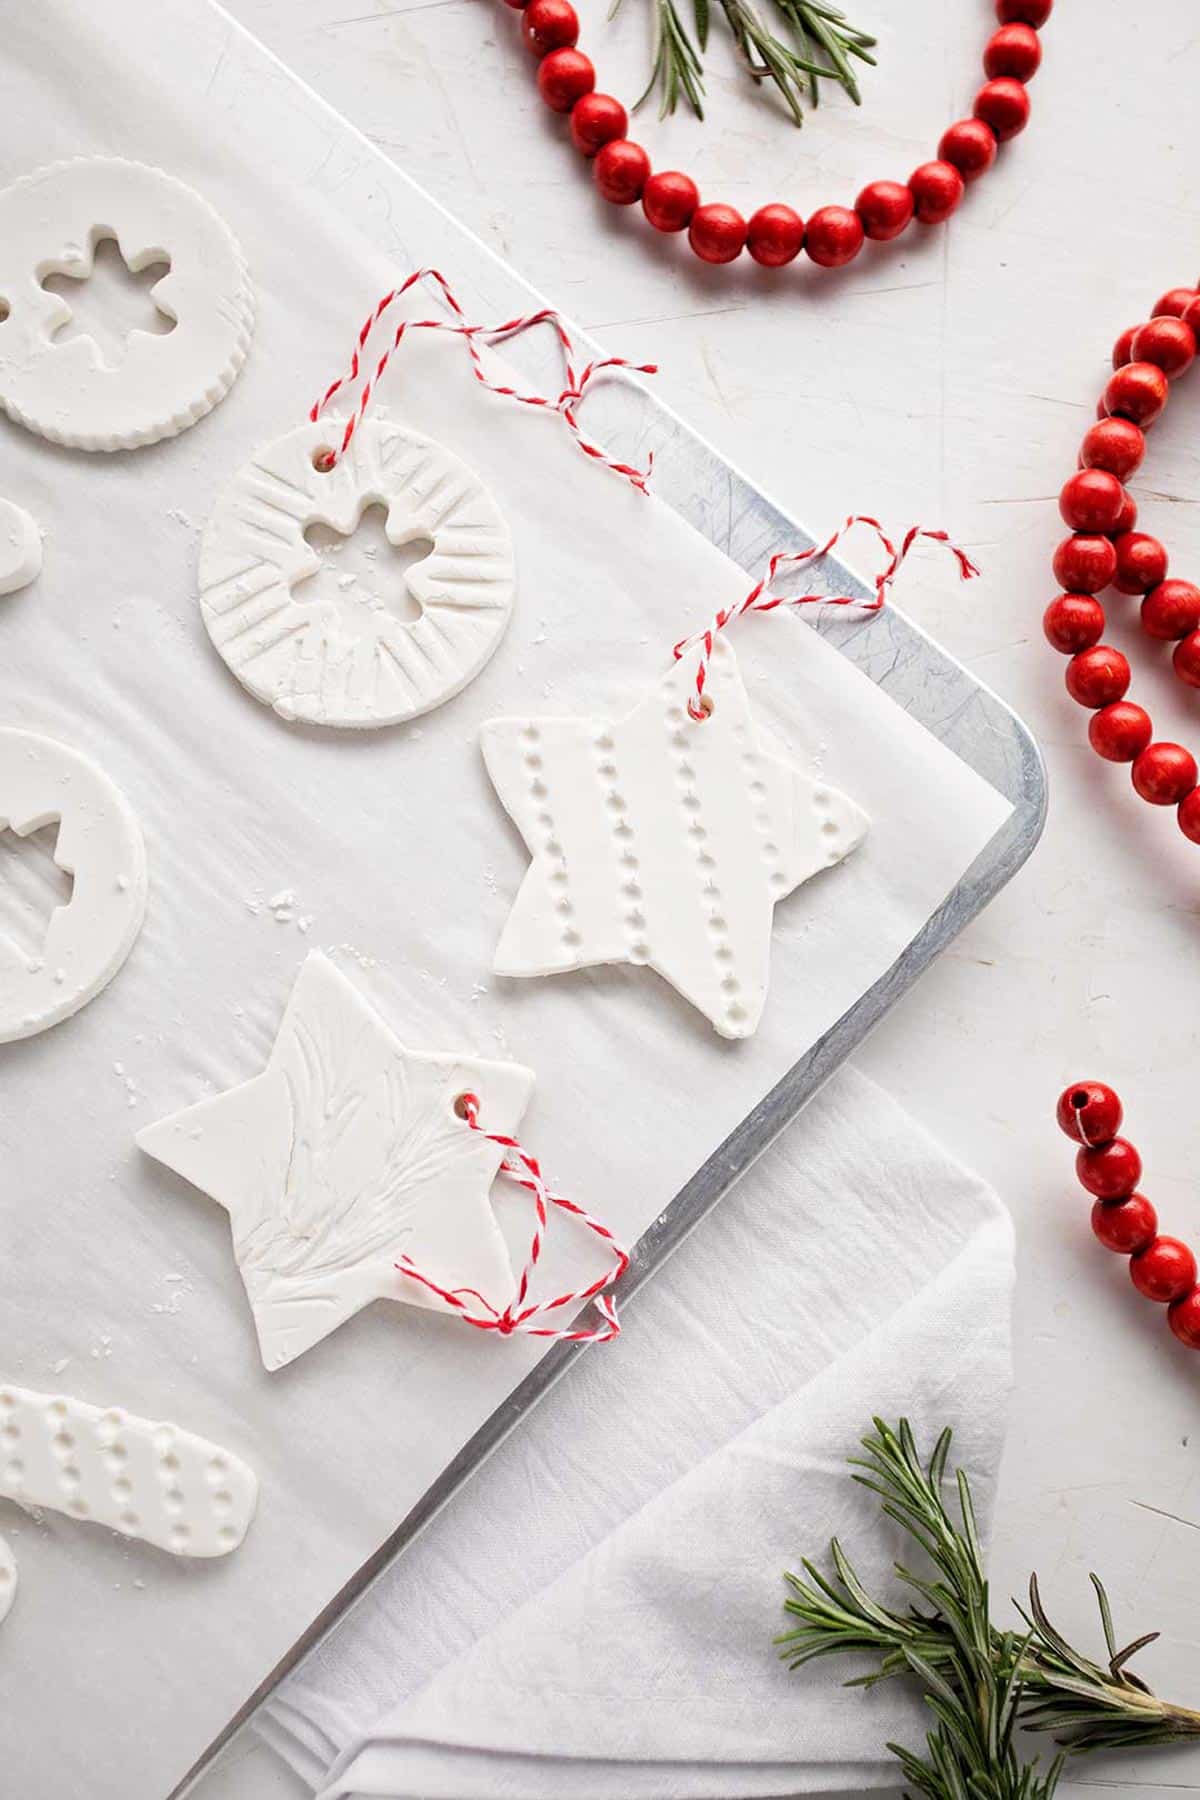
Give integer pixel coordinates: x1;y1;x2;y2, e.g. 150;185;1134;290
0;4;1011;1792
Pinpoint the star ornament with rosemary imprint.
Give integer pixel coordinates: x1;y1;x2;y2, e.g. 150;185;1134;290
136;953;534;1371
481;638;869;1039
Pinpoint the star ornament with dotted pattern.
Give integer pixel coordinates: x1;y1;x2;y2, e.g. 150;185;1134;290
481;639;869;1039
136;953;534;1371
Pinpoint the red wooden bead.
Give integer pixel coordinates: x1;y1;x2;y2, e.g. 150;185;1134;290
1089;702;1153;762
1092;1193;1158;1254
1183;296;1200;339
1052;534;1116;594
642;169;698;233
1132;741;1198;805
938;119;998;182
974;77;1031;141
1077;1137;1142;1199
1110;489;1138;536
1056;1079;1123;1144
1168;1287;1200;1348
1157;287;1198;320
1043;594;1104;653
855;180;913;241
1131;1236;1198;1303
1112;531;1168;595
747;203;805;267
536;47;594;111
1172;630;1200;689
1059;469;1125;533
1104;361;1169;427
909;161;965;225
688;203;746;265
569;92;628;156
1178;786;1200;843
805;205;864;268
1141;578;1200;641
996;0;1051;22
1130;316;1197;379
593;138;651;205
522;0;578;55
1079;417;1144;481
1112;326;1137;369
984;23;1042;80
1065;645;1130;708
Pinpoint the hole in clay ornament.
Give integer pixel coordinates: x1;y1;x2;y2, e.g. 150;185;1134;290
41;233;175;372
312;446;335;472
0;298;9;324
298;504;433;629
453;1092;476;1121
0;821;74;961
695;694;715;719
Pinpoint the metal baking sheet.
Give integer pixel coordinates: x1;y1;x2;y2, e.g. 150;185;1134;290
166;15;1045;1798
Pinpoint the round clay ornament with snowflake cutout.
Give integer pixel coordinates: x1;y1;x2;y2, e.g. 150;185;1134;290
199;416;516;728
0;729;147;1043
0;157;253;450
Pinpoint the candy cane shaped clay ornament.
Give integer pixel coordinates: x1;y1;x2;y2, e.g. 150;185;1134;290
0;729;147;1043
0;1536;16;1627
0;158;253;450
0;1385;256;1558
0;499;41;596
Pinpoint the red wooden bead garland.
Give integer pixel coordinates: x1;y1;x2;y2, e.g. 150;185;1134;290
1057;1081;1200;1349
503;0;1051;269
1048;279;1200;844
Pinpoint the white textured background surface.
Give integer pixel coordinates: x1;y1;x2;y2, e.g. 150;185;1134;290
169;0;1200;1792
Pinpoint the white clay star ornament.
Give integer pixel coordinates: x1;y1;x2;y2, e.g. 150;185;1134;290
481;638;869;1039
137;953;534;1370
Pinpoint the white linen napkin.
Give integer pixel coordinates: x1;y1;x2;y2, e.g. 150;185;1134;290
253;1065;1013;1799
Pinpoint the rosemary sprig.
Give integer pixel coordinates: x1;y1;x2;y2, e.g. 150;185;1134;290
616;0;875;123
778;1418;1200;1798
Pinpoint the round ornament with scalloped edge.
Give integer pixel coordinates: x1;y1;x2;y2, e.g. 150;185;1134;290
0;157;253;451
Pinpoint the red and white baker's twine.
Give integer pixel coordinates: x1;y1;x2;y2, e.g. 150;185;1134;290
673;517;980;721
310;266;656;492
396;1094;628;1343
